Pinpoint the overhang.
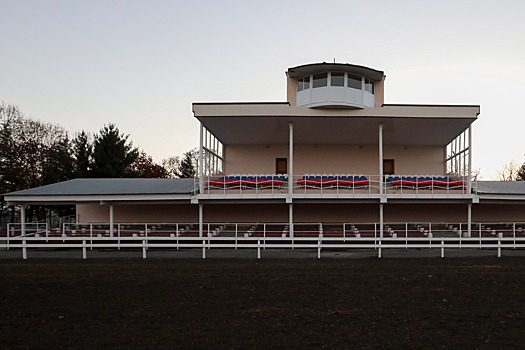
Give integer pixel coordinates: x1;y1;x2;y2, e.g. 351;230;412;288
193;103;480;146
287;62;385;81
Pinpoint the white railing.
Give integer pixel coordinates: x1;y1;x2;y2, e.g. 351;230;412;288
201;174;471;196
3;221;524;259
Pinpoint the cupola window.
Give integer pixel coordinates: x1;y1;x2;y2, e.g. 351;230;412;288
312;73;328;88
330;72;344;87
347;74;362;90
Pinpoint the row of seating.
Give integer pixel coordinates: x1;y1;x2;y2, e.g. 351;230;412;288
386;176;464;187
209;175;287;188
208;175;464;189
298;175;369;187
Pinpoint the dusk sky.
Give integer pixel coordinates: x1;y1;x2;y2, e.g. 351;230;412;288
1;0;524;178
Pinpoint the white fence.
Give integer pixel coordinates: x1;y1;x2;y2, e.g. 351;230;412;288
2;221;525;259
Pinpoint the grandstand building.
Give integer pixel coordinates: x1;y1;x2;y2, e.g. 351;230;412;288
5;62;525;237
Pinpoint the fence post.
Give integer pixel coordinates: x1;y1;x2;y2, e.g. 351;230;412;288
498;233;502;257
513;222;516;249
118;224;121;250
202;239;206;259
90;224;93;250
22;236;27;260
235;223;238;250
257;240;261;259
318;235;322;259
142;239;147;259
82;240;87;260
441;240;445;258
378;240;382;258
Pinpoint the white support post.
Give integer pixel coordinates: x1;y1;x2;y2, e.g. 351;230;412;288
467;203;472;238
468;126;472;193
289;203;294;239
198;204;203;238
20;205;26;237
379;123;384;195
199;123;204;194
288;122;294;196
379;203;384;239
109;204;114;237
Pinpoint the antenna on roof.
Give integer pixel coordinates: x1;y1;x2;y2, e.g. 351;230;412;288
333;58;336;63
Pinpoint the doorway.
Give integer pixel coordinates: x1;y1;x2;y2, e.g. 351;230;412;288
276;158;287;174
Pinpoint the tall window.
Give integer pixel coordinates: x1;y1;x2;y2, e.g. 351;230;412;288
330;72;344;87
365;78;375;94
312;73;328;88
297;76;310;92
347;74;362;89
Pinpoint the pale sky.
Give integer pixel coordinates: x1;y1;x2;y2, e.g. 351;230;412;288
1;0;524;179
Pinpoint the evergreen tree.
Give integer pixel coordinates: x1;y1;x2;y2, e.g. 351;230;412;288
177;150;197;178
72;130;93;177
91;124;139;178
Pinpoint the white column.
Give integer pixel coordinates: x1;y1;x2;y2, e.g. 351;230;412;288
20;205;26;236
468;126;472;192
288;203;294;238
379;203;384;239
379;123;384;194
288;122;294;196
198;204;203;238
199;123;204;193
467;203;472;238
109;204;114;237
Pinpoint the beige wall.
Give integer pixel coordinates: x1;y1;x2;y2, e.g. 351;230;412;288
286;74;296;106
76;203;198;223
76;202;525;224
374;76;385;107
224;144;445;175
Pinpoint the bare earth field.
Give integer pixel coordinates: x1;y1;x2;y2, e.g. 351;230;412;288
1;257;525;349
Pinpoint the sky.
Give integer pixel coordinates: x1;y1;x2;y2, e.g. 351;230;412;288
1;0;524;179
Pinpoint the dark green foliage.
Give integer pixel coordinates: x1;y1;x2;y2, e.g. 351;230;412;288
72;130;92;178
91;124;139;178
178;150;197;178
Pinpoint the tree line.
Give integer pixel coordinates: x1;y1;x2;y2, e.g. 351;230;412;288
0;102;197;223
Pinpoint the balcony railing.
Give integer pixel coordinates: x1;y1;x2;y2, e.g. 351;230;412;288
200;174;470;196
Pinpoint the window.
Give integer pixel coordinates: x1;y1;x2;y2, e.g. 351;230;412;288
312;73;327;88
297;76;310;92
347;74;362;90
365;78;375;94
276;158;287;174
330;72;344;87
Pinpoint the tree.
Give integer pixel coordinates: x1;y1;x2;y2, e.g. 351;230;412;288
495;161;520;181
131;151;169;178
91;124;139;178
72;130;93;178
178;149;197;178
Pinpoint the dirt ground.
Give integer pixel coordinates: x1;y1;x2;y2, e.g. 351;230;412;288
1;257;525;349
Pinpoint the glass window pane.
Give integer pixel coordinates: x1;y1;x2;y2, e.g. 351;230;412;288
347;74;362;89
303;76;310;89
312;73;327;88
297;79;303;92
331;72;344;86
365;79;375;94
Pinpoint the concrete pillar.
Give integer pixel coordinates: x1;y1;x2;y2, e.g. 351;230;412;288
379;123;384;194
467;203;472;238
199;123;204;194
289;203;294;238
288;122;294;196
109;204;114;237
379;203;384;239
199;204;203;238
